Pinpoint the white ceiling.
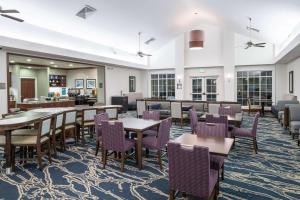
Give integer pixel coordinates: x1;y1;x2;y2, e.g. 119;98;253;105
0;0;300;54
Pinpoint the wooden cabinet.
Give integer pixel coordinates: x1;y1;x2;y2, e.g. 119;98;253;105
49;75;67;87
111;96;128;113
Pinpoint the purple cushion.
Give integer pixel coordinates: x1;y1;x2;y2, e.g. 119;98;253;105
210;155;224;170
142;136;158;149
233;127;252;137
143;129;158;136
124;139;136;151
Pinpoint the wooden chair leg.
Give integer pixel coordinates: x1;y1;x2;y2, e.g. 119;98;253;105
103;150;108;169
157;150;163;170
253;138;258;154
121;152;125;172
169;190;175;200
221;163;224;180
81;126;85;144
95;141;99;156
180;118;183;128
36;145;43;169
48;140;52;164
61;131;66;151
52;134;57;157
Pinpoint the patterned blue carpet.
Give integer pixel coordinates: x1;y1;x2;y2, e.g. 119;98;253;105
0;112;300;199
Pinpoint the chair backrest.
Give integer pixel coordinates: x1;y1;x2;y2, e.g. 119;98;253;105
251;112;260;137
105;108;118;119
205;114;228;137
137;100;146;117
156;118;172;148
219;106;235;116
221;103;242;113
94;113;109;138
168;141;210;197
37;116;52;143
189;108;198;133
289;105;300;121
54;112;64;129
142;110;160;121
195;122;226;137
83;109;97;121
208;103;220;114
101;121;126;152
171;101;182;118
65;110;77;125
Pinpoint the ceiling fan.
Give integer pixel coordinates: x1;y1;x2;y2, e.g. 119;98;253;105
244;17;265;49
0;6;23;22
137;32;152;57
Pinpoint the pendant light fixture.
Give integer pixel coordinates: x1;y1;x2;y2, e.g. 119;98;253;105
189;30;204;50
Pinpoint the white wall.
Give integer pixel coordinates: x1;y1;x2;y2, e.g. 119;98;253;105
66;68;97;89
0;51;8;115
105;66;147;104
149;40;175;69
275;64;287;102
235;33;274;65
286;57;300;99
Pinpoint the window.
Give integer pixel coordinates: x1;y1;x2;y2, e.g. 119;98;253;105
151;73;175;99
129;76;136;92
237;70;272;106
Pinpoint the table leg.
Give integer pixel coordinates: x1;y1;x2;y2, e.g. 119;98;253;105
136;131;143;170
5;130;12;174
262;102;265;117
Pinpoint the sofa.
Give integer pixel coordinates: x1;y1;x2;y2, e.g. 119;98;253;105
289;105;300;139
147;100;171;119
271;97;298;118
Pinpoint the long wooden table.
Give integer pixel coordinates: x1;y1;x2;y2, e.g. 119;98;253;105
199;113;243;128
172;133;234;156
117;118;161;170
0;111;53;174
0;105;122;174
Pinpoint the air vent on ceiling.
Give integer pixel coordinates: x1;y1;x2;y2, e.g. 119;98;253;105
76;5;97;19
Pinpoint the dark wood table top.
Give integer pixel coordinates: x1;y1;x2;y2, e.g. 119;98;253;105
172;133;234;156
200;113;243;122
118;118;161;132
73;105;122;111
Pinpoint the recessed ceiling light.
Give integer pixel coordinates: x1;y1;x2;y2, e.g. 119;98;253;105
194;12;198;15
26;58;32;62
10;60;15;63
54;65;58;68
50;61;55;65
28;67;32;69
69;64;73;67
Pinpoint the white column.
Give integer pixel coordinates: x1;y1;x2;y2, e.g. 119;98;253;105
0;50;8;115
174;35;185;100
222;30;235;101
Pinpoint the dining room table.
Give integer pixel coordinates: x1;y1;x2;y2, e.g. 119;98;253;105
172;133;234;156
117;118;161;170
199;113;243;128
0;111;53;174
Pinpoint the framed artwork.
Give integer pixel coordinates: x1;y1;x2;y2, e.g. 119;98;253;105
75;79;84;89
86;79;96;89
289;71;294;94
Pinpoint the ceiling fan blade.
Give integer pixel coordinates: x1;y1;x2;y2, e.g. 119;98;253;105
254;42;266;45
254;45;265;48
0;9;19;13
1;14;24;22
245;46;250;49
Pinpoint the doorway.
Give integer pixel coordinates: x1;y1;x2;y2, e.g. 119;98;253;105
191;77;217;101
21;78;35;101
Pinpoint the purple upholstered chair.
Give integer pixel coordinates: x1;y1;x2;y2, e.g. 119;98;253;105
232;112;260;154
189;108;198;134
219;106;235;116
168;141;219;200
101;121;136;172
94;113;109;156
142;117;172;170
195;122;226;180
142;110;160;136
206;114;229;137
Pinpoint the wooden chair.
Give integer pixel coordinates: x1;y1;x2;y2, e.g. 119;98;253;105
77;108;97;143
11;116;52;170
242;98;262;116
105;108;118;120
51;112;65;156
171;101;188;128
64;110;78;147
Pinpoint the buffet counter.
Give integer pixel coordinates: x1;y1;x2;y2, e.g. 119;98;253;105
17;100;75;111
